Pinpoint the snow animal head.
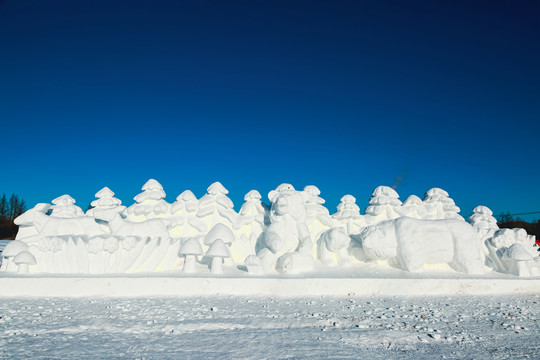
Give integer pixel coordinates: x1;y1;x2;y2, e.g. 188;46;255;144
359;223;397;259
14;203;51;226
268;185;308;222
322;227;350;252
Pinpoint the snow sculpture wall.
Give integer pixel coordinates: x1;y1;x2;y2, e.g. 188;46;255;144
2;179;538;277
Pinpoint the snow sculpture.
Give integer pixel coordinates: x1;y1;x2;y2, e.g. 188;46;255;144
244;184;313;274
485;228;539;276
0;240;29;272
169;190;207;237
178;238;203;273
197;182;237;230
332;195;364;235
359;217;484;274
423;188;464;220
398;195;427;219
233;190;269;260
126;179;170;222
317;227;351;267
468;206;499;240
13;251;36;274
205;239;231;274
364;186;402;224
15;202;107;238
303;186;335;255
50;195;84;218
15;203;51;240
86;187;126;219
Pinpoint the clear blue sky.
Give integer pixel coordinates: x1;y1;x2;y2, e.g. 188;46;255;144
1;0;539;220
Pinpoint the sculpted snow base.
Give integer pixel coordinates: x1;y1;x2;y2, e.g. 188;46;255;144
2;181;538;277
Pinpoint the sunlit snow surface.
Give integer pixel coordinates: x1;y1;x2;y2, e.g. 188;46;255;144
1;295;539;359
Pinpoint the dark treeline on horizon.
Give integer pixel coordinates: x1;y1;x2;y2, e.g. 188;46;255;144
0;193;26;239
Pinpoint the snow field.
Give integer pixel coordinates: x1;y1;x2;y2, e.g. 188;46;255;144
1;294;539;359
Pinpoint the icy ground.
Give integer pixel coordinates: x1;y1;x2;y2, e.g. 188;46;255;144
1;295;539;359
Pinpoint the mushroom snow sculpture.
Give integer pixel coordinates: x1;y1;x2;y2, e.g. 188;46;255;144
0;240;29;272
205;239;231;274
12;251;36;274
204;223;236;264
502;243;535;277
178;238;203;273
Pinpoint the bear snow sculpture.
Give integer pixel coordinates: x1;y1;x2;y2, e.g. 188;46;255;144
245;184;314;274
359;217;484;274
317;227;351;267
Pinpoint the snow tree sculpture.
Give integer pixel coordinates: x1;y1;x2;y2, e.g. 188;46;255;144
423;188;464;220
364;186;402;225
303;186;335;245
398;195;427;219
169;190;207;237
468;206;499;241
126;179;170;222
232;190;269;260
332;195;364;235
86;187;126;219
196;182;237;230
50;195;84;218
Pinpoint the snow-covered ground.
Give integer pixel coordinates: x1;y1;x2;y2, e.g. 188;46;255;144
1;294;539;359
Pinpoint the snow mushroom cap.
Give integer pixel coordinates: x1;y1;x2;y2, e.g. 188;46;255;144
204;224;235;245
178;238;203;256
205;239;231;258
13;251;37;265
505;243;533;261
2;240;29;257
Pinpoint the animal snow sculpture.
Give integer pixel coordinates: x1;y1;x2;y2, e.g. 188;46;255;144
317;227;351;266
423;188;463;220
14;206;107;238
169;190;207;237
364;186;402;225
359;217;484;274
196;182;237;229
485;228;539;276
332;195;364;235
14;203;51;240
244;184;314;274
126;179;170;222
86;187;126;219
98;212;170;239
50;195;84;218
398;195;427;219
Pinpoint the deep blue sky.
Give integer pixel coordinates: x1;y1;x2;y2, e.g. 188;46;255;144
1;0;539;220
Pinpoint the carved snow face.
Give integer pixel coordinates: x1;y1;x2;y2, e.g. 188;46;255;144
361;225;397;259
270;191;306;221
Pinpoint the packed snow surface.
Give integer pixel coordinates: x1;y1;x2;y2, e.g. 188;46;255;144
1;294;539;359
